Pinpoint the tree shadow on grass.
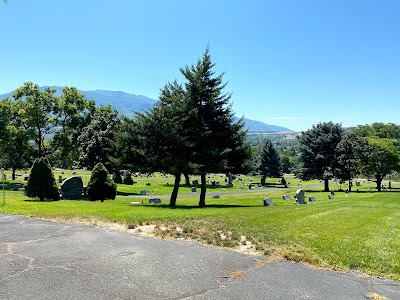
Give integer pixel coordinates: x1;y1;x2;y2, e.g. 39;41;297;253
24;199;60;202
151;204;256;209
117;191;140;196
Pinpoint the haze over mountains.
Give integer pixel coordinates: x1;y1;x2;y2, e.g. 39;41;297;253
0;87;292;132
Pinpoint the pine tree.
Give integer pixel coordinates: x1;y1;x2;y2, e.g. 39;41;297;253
87;162;117;201
25;157;59;201
256;139;282;186
180;48;250;206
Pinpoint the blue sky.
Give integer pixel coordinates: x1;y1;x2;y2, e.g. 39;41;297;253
1;0;399;131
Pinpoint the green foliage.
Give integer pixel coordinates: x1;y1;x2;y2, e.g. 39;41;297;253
25;157;59;201
112;171;122;184
87;162;117;201
297;122;344;191
51;87;95;166
361;137;400;191
77;107;119;171
255;139;282;185
123;172;134;185
353;122;400;140
180;47;250;206
13;83;59;157
335;132;369;190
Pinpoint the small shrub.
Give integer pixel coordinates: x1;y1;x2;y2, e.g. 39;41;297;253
25;157;59;201
87;162;117;201
112;171;122;184
123;173;134;185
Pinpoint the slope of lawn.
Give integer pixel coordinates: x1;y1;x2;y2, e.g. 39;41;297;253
1;173;399;281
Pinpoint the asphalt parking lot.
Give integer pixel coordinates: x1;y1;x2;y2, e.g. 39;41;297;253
1;213;399;299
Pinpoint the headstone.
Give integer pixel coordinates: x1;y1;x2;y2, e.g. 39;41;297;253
283;195;290;200
212;195;220;199
12;183;24;191
24;176;29;181
309;196;316;202
192;180;198;185
129;202;142;205
263;198;274;206
328;194;334;199
58;175;63;183
60;176;84;200
141;190;150;195
228;173;233;185
146;183;151;186
249;184;252;190
294;189;307;204
149;198;161;204
215;181;220;185
191;187;197;192
211;181;216;186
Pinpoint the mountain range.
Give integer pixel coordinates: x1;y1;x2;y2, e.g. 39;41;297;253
0;86;292;132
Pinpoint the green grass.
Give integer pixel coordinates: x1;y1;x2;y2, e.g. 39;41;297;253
1;171;399;281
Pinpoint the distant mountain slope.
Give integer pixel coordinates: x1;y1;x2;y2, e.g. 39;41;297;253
235;117;292;132
0;87;292;132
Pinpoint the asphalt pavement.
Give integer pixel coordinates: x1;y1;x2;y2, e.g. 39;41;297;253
1;213;399;300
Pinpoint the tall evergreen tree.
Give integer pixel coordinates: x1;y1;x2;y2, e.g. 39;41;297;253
297;122;344;192
135;81;192;206
180;48;249;206
255;139;282;186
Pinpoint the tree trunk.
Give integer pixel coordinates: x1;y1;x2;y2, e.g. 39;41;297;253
170;173;181;206
199;172;206;207
260;176;266;186
324;178;329;192
348;179;352;192
12;167;16;180
184;172;190;185
376;177;382;192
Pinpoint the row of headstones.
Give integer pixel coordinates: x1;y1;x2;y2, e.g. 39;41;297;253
264;189;336;206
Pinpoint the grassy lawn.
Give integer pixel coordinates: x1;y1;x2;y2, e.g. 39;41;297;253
1;171;399;281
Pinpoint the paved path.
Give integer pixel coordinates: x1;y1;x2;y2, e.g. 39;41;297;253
1;213;399;299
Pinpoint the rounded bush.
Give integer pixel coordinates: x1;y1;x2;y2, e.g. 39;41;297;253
123;173;134;185
112;171;122;184
87;162;117;201
25;157;59;201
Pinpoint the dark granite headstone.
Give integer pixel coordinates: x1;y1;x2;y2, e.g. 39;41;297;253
149;198;161;204
309;196;316;202
263;198;274;206
60;176;84;200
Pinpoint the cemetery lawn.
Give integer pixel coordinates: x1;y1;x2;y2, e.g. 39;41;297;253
1;180;400;281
